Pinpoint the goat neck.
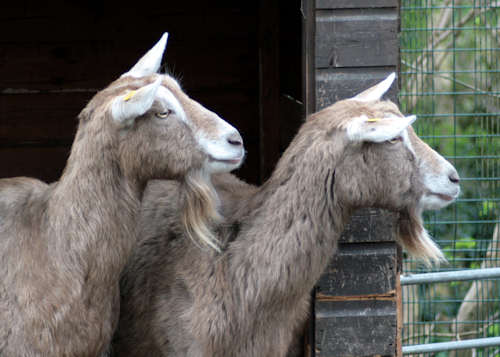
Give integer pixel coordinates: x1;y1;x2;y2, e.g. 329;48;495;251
228;124;361;305
51;110;139;283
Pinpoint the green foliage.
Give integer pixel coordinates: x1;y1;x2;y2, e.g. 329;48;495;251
401;0;500;265
400;1;500;354
487;323;500;337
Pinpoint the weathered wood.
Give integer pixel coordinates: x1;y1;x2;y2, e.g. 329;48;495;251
315;9;398;69
317;292;395;302
310;0;401;353
303;0;316;116
316;0;398;9
340;208;399;243
315;299;397;356
316;68;398;110
317;242;397;297
396;272;403;357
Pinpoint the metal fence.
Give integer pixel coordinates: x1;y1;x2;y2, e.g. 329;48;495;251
399;0;500;355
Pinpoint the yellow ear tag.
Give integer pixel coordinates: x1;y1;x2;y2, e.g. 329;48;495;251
123;90;137;102
366;118;382;122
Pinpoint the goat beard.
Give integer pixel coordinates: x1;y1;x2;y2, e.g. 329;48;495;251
181;170;223;252
397;207;446;266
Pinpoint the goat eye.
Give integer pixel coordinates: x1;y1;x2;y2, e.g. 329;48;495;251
155;109;173;119
388;136;403;144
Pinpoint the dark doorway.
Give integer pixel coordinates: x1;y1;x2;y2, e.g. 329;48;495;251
0;0;305;185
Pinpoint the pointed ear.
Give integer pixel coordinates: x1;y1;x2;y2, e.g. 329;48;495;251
352;72;396;102
346;115;417;142
121;33;169;78
111;77;163;126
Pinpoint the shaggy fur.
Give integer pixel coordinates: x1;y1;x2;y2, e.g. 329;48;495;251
0;66;237;356
112;99;459;356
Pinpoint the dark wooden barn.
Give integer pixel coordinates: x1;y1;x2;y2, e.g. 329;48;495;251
0;0;306;185
0;0;401;355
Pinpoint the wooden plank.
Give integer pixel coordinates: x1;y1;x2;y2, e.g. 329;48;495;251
0;4;256;43
0;93;88;142
303;0;316;116
340;208;398;243
0;42;128;90
0;43;257;92
316;242;397;296
0;0;254;20
316;0;398;9
396;272;403;357
315;67;398;110
311;1;401;355
0;146;70;183
315;9;398;69
315;299;397;356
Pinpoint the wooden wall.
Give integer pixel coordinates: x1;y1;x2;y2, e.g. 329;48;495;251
0;1;265;183
308;0;402;356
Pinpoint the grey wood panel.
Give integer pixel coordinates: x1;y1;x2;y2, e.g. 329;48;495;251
316;0;398;9
315;300;397;356
316;67;398;110
315;9;398;69
340;208;398;244
311;0;401;355
317;242;397;296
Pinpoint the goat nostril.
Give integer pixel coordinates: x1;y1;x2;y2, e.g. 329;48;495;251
449;173;460;184
227;133;243;147
228;139;242;146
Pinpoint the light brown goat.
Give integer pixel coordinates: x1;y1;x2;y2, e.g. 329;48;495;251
0;34;244;357
113;74;460;357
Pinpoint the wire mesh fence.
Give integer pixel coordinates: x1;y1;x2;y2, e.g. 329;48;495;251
400;0;500;356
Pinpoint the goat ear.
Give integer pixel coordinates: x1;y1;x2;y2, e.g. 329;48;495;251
346;115;417;142
121;33;169;78
111;77;163;126
352;72;396;102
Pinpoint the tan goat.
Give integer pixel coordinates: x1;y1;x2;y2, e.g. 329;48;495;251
112;73;460;357
0;34;244;357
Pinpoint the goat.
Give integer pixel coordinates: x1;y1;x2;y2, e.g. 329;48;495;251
112;73;460;357
0;33;244;357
